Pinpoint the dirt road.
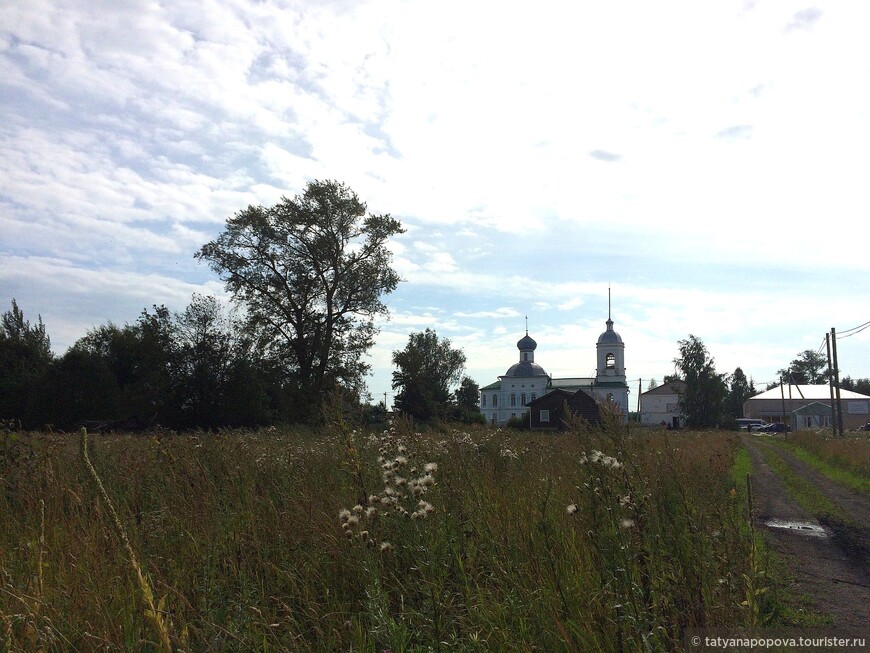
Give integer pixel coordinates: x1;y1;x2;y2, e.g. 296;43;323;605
742;435;870;628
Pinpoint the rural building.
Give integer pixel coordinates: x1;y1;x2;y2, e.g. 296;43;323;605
639;380;686;428
743;384;870;430
479;306;629;426
526;388;601;430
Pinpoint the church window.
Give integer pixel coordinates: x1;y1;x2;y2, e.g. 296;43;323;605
523;352;529;361
510;394;516;406
481;395;486;407
521;393;526;406
531;393;537;402
492;395;498;407
606;353;616;368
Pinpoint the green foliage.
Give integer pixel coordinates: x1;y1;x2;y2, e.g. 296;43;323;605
0;299;53;427
674;335;727;428
839;375;870;396
726;367;756;420
777;349;829;385
196;180;405;420
391;329;466;422
0;426;781;651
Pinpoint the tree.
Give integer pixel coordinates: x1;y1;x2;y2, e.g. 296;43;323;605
0;299;53;426
196;180;404;420
725;367;756;419
392;329;466;422
647;378;658;391
673;335;727;428
451;375;485;424
778;349;829;385
840;376;870;396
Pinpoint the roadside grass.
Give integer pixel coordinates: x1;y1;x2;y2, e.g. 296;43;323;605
768;434;870;495
757;444;845;521
733;444;833;628
0;424;781;651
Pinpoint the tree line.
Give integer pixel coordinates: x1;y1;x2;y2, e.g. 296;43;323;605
667;334;870;429
1;180;482;431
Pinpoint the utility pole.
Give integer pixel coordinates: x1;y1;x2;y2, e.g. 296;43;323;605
638;378;643;422
831;327;844;436
779;377;791;424
826;333;837;436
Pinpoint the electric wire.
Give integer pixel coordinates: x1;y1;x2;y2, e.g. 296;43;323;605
837;322;870;339
837;319;870;336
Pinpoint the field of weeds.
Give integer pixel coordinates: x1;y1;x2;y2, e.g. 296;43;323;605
1;419;774;652
782;430;870;482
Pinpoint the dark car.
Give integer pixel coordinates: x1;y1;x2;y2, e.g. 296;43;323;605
759;422;790;433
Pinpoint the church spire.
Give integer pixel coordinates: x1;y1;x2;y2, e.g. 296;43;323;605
606;285;614;330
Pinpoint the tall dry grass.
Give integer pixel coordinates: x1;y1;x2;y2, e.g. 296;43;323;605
785;430;870;480
0;420;774;651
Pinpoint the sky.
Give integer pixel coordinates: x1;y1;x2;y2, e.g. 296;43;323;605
2;1;869;413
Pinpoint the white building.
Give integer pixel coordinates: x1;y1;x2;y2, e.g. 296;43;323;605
479;311;629;425
639;380;686;428
743;384;870;430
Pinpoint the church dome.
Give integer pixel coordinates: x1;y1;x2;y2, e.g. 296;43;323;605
504;361;549;377
517;334;537;350
598;318;623;344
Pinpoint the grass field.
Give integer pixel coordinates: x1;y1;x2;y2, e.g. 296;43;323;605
2;419;785;651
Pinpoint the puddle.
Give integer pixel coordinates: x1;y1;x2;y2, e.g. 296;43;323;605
763;519;828;538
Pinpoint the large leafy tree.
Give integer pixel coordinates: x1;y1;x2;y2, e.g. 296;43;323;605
725;367;756;419
674;335;727;428
392;329;466;422
196;180;404;418
0;299;53;426
777;349;829;385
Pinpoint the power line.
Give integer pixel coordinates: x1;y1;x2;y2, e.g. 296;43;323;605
837;319;870;336
837;322;870;340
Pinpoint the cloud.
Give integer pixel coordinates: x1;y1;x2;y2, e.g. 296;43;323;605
786;8;822;32
589;149;622;162
716;125;753;140
454;308;522;319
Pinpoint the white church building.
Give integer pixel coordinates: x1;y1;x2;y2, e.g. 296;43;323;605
479;310;629;425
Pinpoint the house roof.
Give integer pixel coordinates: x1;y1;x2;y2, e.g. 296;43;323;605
748;384;870;401
641;380;687;396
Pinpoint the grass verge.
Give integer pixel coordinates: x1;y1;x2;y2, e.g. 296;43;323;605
768;438;870;496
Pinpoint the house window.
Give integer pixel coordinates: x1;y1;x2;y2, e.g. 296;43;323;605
540;409;550;423
521;393;526;406
606;353;616;369
510;394;516;407
492;395;498;407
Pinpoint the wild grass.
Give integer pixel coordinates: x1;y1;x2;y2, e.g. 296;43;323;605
0;421;778;651
770;432;870;495
758;444;844;521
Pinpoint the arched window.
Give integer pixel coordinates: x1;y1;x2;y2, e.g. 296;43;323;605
606;353;616;369
531;393;537;402
510;394;516;406
521;393;526;406
523;352;529;361
481;395;487;407
492;394;498;407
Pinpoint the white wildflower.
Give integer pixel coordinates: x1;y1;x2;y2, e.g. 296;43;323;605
566;504;578;515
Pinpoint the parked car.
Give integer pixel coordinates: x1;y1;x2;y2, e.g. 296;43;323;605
737;418;768;431
759;422;790;433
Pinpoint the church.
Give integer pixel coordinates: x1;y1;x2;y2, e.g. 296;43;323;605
479;308;629;426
